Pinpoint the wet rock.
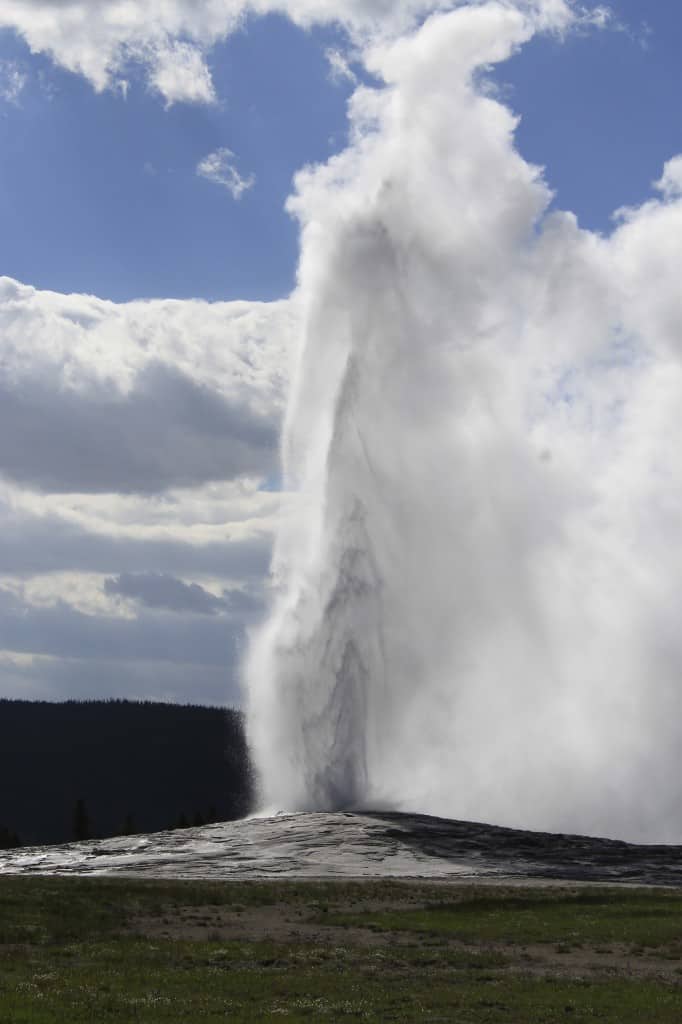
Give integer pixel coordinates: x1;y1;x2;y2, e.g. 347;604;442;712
1;811;680;885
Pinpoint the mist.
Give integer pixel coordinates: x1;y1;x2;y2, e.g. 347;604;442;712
246;1;682;843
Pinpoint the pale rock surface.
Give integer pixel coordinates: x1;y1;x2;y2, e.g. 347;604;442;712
1;812;681;886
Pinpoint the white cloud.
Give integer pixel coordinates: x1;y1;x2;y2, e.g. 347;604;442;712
103;571;263;617
575;3;611;29
0;494;274;580
0;0;577;106
0;477;275;703
1;477;284;552
325;48;358;85
0;572;137;619
0;584;237;666
0;60;27;104
0;275;294;703
0;581;253;705
197;148;255;200
0;276;294;493
654;154;682;201
147;40;216;106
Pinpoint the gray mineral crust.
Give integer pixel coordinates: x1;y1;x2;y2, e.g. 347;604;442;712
2;812;681;885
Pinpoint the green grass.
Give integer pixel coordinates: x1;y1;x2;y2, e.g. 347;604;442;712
1;877;682;1022
324;887;682;948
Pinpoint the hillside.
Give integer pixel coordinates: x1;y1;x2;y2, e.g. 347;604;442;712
0;699;253;846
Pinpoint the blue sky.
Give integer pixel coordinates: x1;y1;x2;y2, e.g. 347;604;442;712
497;0;682;230
0;2;679;305
0;14;358;302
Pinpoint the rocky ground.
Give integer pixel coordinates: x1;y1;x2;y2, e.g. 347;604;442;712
2;810;682;886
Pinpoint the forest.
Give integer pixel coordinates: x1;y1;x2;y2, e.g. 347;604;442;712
0;699;253;848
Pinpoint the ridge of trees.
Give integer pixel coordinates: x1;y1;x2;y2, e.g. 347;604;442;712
0;699;254;847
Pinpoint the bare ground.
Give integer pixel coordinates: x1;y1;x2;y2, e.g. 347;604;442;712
129;882;682;984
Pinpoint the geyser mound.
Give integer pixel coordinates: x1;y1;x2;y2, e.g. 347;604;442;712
3;812;682;886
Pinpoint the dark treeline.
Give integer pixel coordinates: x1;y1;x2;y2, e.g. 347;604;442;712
0;699;254;847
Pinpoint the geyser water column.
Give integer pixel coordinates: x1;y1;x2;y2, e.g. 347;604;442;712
246;2;553;813
246;2;682;840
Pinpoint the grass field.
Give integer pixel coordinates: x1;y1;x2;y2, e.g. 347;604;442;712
1;875;681;1021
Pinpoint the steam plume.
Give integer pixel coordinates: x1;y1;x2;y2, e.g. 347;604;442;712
247;3;682;843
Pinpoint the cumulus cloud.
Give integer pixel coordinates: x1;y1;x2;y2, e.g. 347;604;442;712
147;39;216;106
0;498;273;579
197;148;255;200
104;573;228;615
4;478;284;547
0;585;237;666
0;472;271;700
0;277;294;494
325;48;358;85
104;572;262;616
0;487;270;700
0;277;290;703
0;0;579;105
655;154;682;200
0;360;276;494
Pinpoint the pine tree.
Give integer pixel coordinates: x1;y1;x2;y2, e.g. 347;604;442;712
0;825;21;849
72;798;91;841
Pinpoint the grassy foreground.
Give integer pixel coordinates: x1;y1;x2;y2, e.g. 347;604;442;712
1;875;681;1021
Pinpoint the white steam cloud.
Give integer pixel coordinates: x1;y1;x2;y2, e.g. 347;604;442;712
246;2;682;844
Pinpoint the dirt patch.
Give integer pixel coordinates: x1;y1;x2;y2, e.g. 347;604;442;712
132;901;409;948
128;888;682;984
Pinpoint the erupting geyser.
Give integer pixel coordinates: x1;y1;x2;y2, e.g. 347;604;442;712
246;2;682;842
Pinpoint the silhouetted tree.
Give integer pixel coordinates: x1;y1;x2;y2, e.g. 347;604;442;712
0;699;253;845
121;812;136;836
0;825;21;849
72;798;91;841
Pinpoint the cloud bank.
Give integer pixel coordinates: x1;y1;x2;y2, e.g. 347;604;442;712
0;278;291;494
0;277;294;704
105;572;263;617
